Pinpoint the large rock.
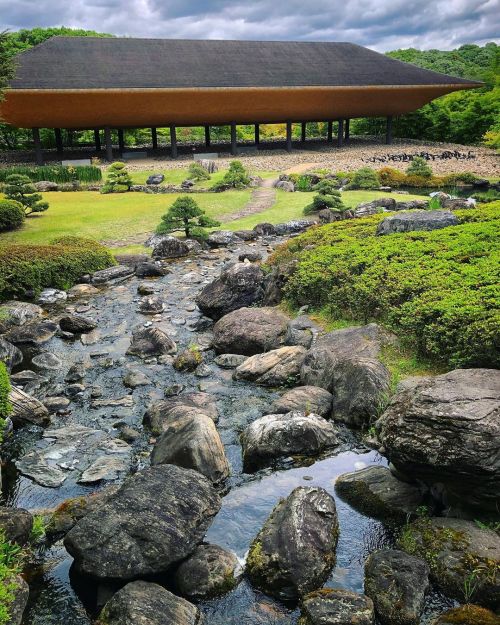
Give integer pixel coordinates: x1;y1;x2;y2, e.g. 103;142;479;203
144;392;219;434
0;337;23;371
0;506;33;545
241;411;338;471
98;580;201;625
253;222;276;236
300;588;375;625
138;295;165;314
126;326;177;358
394;199;429;211
5;320;58;345
300;323;386;391
433;605;500;624
354;197;396;217
330;357;390;427
6;576;30;625
234;346;307;386
91;265;134;285
274;219;316;235
335;466;429;521
247;486;339;600
151;413;229;484
0;301;42;331
206;230;241;247
59;314;97;334
135;261;168;277
174;543;240;599
9;386;50;427
376;210;457;235
196;263;265;320
64;465;221;580
376;368;500;511
212;307;289;355
271;386;333;418
397;517;500;609
152;235;190;259
364;550;429;625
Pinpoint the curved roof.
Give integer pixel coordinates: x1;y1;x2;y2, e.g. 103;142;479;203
10;37;481;90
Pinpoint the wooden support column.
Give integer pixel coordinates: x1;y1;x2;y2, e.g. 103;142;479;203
94;129;101;151
286;121;293;152
118;129;125;152
301;122;306;143
54;128;63;155
32;128;43;165
255;124;260;146
337;119;344;148
230;123;237;156
386;115;393;145
170;125;178;158
104;127;113;161
151;127;158;150
327;121;333;143
345;119;350;141
204;126;211;148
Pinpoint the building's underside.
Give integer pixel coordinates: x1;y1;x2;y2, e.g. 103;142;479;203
0;37;481;163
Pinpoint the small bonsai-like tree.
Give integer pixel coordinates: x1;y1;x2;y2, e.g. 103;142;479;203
101;161;132;193
187;162;210;181
348;167;380;190
303;180;346;215
4;174;49;216
156;196;220;239
406;156;433;179
214;160;250;190
0;199;25;231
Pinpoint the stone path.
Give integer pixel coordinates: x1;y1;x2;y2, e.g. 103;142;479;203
220;176;277;223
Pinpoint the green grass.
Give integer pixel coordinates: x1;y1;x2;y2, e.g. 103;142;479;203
227;189;428;230
0;190;251;245
128;167;277;189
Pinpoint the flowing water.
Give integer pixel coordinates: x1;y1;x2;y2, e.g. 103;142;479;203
1;236;457;624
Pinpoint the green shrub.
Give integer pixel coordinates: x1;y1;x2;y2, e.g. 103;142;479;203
0;200;25;232
156;196;220;239
0;237;115;301
295;175;315;192
187;162;210;181
4;175;49;216
347;167;380;190
471;189;500;203
0;362;11;444
0;165;102;184
303;185;346;215
101;162;132;194
0;528;24;625
213;161;250;190
378;167;407;188
268;202;500;368
406;156;433;179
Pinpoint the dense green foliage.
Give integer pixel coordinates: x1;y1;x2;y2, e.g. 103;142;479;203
347;167;380;190
0;31;15;104
406;156;433;178
269;203;500;368
0;361;11;432
214;161;250;190
156;196;220;239
187;162;210;181
101;162;132;194
0;236;115;300
0;527;23;625
0;165;102;183
304;180;346;215
4;174;48;215
0;200;25;231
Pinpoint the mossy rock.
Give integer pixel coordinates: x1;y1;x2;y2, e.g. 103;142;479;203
434;605;500;625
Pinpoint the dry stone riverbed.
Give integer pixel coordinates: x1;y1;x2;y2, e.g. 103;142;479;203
1;231;487;625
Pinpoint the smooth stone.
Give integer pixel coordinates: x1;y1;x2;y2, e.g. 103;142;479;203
0;506;33;545
271;386;333;418
0;337;23;371
233;346;307;386
91;265;135;285
43;396;70;413
6;320;58;345
214;353;248;369
78;456;129;484
122;369;151;388
127;326;177;358
38;288;67;305
32;352;63;371
59;314;97;334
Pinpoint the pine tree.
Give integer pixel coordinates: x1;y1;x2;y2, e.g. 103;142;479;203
4;174;49;215
406;156;433;179
156;196;220;239
101;161;132;193
303;179;346;215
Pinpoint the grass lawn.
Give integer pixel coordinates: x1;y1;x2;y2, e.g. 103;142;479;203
0;190;251;245
226;189;429;230
128;166;277;189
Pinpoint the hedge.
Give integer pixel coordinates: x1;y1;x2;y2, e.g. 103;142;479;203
268;202;500;368
0;200;25;232
0;165;102;184
0;236;115;301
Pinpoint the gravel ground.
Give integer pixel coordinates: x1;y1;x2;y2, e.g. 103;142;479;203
1;136;497;177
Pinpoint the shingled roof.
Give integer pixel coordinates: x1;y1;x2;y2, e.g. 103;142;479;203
10;37;481;91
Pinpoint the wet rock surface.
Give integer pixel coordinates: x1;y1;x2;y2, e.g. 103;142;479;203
299;588;375;625
270;386;333;418
0;506;33;545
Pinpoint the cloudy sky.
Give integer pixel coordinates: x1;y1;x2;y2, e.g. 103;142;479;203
1;0;499;51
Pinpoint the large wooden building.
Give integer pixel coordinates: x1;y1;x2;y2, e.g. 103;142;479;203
0;37;481;163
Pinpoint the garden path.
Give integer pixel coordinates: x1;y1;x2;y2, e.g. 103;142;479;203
219;176;277;223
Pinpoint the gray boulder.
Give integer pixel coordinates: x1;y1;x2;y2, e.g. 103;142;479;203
274;219;316;235
238;250;262;262
365;549;429;625
5;320;58;345
0;337;23;372
318;208;343;223
152;235;190;259
376;210;457;235
376;368;500;512
32;352;62;371
6;576;30;625
397;517;500;608
98;580;201;625
335;466;429;521
394;199;429;210
274;180;295;192
234;346;307;386
122;369;151;388
214;353;248;369
206;230;242;247
37;288;67;305
300;588;374;625
271;386;333;418
442;198;471;210
146;174;164;185
212;307;289;355
196;263;265;320
0;506;33;545
151;413;229;484
135;261;168;277
91;265;134;285
175;543;240;599
126;326;177;358
354;197;396;217
253;223;276;236
59;315;97;334
241;411;338;471
138;295;164;314
247;486;339;600
233;229;257;241
0;301;42;330
9;386;50;427
144;392;219;434
64;465;221;580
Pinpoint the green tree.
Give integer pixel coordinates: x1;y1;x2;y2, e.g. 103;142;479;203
0;199;25;231
4;174;49;215
406;156;433;178
156;196;220;239
304;181;346;215
348;167;380;190
0;31;16;104
187;162;210;181
220;161;250;188
101;162;132;193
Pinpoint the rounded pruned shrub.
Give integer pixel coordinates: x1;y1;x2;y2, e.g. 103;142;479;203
101;162;132;193
406;156;433;179
187;162;210;181
0;200;25;232
347;167;380;190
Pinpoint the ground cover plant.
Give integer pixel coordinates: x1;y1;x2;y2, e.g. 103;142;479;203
268;202;500;368
0;200;25;232
156;195;220;239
